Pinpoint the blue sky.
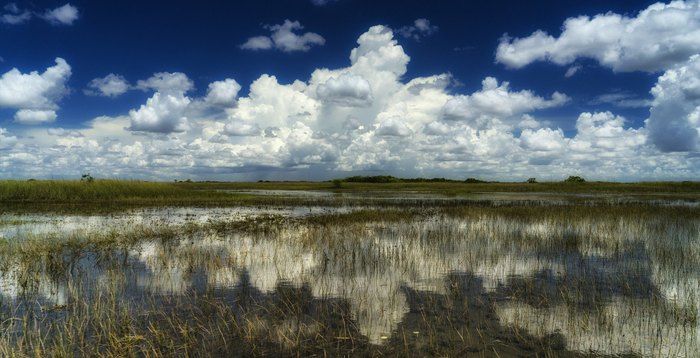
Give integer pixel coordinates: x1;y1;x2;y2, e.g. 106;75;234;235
1;0;699;180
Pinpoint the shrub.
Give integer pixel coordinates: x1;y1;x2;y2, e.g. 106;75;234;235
563;175;585;183
527;178;538;183
81;173;94;183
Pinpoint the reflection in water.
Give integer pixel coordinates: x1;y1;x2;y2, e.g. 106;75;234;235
0;206;348;240
0;204;698;356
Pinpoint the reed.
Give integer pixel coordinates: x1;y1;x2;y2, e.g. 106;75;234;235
0;192;697;356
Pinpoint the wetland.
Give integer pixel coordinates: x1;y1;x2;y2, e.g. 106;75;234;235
0;180;698;356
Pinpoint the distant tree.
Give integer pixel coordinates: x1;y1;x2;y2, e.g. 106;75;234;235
527;178;538;183
81;173;94;183
563;175;586;183
332;179;343;189
464;178;486;183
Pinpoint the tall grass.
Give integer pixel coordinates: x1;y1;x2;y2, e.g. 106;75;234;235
0;193;698;356
0;180;187;202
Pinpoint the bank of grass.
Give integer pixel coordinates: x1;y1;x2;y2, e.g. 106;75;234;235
1;179;197;202
4;178;700;199
1;179;699;214
179;179;700;194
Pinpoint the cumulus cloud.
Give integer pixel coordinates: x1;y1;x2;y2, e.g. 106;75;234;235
0;58;71;125
228;74;319;130
645;54;700;152
376;117;412;137
241;20;325;52
125;72;197;133
0;128;18;150
204;79;241;107
128;92;191;133
397;18;438;41
574;112;645;151
496;0;700;72
85;74;130;97
0;58;71;110
41;3;79;25
136;72;193;94
441;77;569;128
224;121;261;136
14;109;57;125
316;73;373;107
350;25;409;76
3;23;699;181
520;127;567;152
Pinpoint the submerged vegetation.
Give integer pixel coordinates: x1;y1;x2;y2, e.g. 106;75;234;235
0;180;698;356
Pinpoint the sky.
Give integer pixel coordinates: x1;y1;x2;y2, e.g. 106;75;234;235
1;0;699;181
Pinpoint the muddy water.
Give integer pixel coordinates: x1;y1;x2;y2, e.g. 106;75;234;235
0;196;698;356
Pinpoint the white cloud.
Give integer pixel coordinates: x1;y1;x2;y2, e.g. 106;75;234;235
136;72;193;94
350;25;409;76
204;79;241;107
42;3;79;25
376;117;412;137
241;20;325;52
645;54;700;151
127;72;197;133
423;121;451;135
0;128;18;150
573;112;645;151
441;77;569;128
0;58;71;110
224;121;261;136
47;128;83;137
496;0;700;72
240;36;273;51
517;114;541;129
14;109;57;125
0;58;71;125
228;74;319;130
520;127;567;152
316;73;373;107
128;93;191;133
85;74;130;97
3;24;700;181
397;18;438;41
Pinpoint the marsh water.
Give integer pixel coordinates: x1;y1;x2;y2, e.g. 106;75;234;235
1;192;698;356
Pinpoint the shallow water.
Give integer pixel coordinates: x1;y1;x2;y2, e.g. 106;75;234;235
0;205;349;240
1;194;698;356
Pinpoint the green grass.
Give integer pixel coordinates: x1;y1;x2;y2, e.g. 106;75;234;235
2;179;700;202
1;178;698;215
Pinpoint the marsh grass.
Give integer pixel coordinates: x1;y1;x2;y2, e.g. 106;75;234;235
1;179;699;215
0;195;698;356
